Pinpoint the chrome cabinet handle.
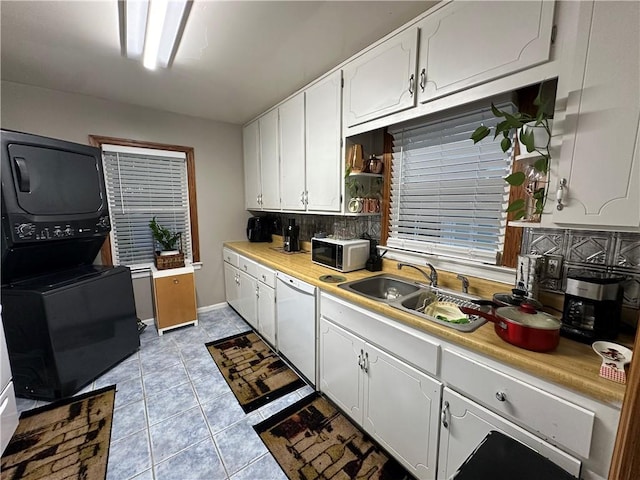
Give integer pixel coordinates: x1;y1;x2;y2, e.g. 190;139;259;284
358;351;364;370
301;191;305;205
363;351;369;373
419;68;426;92
408;74;415;96
556;178;567;211
495;391;507;402
441;401;450;428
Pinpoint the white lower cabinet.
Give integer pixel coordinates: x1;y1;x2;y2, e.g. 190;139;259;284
438;387;582;479
223;250;276;343
319;316;442;480
238;270;258;330
256;265;277;348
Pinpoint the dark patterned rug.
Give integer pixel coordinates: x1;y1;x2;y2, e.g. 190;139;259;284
1;385;116;480
254;393;414;480
206;331;306;413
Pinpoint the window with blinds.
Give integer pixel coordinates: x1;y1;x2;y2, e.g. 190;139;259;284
101;144;192;270
387;103;515;265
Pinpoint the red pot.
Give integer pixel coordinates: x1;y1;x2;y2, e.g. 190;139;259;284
461;303;561;352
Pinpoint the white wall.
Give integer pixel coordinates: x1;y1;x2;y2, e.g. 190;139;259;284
1;81;249;319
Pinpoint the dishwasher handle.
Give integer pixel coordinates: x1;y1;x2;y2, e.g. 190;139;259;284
276;272;316;295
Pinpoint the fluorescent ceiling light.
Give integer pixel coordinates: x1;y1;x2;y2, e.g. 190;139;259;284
119;0;192;70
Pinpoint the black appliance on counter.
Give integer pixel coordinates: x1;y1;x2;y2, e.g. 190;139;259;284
283;218;300;252
561;271;624;343
2;265;139;400
1;129;139;400
247;216;272;243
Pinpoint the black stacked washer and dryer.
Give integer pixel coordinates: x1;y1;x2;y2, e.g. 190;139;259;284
1;129;140;400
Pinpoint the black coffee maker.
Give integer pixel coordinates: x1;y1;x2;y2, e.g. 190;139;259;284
283;219;300;252
561;271;624;343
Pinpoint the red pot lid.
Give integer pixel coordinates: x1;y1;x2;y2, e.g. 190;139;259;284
496;304;561;330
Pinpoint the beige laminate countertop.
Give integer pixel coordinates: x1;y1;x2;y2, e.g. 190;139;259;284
224;241;627;405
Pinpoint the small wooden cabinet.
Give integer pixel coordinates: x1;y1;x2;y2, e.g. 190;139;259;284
151;265;198;335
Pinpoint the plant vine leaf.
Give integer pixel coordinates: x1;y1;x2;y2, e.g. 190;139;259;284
500;137;512;152
533;157;548;173
470;125;491;143
505;171;526;186
506;198;525;212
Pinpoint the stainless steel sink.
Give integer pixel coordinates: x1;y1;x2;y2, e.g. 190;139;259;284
338;274;422;301
338;274;487;332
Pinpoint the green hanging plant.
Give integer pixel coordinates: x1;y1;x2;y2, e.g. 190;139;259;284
470;84;553;220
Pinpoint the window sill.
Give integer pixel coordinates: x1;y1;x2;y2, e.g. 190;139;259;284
131;262;202;279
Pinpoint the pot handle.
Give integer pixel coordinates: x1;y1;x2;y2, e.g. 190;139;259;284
460;306;500;324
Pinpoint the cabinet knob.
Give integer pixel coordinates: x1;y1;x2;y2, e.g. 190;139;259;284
495;391;507;402
173;279;179;284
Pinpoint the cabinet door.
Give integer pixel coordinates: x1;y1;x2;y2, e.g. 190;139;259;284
259;109;280;210
438;388;581;480
363;343;441;480
257;283;276;347
343;27;418;127
305;71;342;212
279;93;306;211
224;262;240;312
553;0;640;228
417;1;555;103
318;318;364;423
238;270;258;329
154;273;197;330
243;120;261;210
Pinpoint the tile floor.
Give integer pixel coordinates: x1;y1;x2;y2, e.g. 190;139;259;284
15;305;313;480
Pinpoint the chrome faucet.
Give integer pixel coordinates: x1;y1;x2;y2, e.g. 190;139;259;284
457;274;469;294
397;262;438;287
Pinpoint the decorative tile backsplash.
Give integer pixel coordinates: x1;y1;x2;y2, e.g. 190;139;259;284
522;228;640;309
270;214;381;243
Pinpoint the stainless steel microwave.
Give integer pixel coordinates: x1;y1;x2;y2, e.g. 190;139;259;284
311;237;370;272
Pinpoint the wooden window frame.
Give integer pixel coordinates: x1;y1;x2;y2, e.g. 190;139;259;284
88;135;200;266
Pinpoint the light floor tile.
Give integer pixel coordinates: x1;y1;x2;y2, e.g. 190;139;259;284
112;399;147;442
146;382;198;426
154;437;227;480
214;417;268;476
107;429;152;480
142;362;190;397
201;391;247;434
148;406;210;464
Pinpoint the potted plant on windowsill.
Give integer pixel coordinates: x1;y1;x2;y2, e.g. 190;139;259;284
470;86;552;221
149;217;185;269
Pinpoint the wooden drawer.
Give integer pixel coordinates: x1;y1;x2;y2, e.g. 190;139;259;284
238;255;258;278
320;293;440;377
442;348;595;457
256;264;275;288
222;248;238;267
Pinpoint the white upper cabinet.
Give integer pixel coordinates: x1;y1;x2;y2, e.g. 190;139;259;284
305;70;343;212
551;0;639;228
243;120;261;210
417;0;555;103
258;109;280;210
343;28;419;127
279;92;306;211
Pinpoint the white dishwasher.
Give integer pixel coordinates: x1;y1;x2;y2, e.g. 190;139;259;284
276;271;317;385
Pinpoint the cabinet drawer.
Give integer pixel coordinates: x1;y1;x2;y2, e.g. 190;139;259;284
321;293;440;377
223;248;238;267
238;255;258;278
256;264;275;288
442;349;594;457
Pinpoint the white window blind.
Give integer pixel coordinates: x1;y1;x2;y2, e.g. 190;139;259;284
387;103;515;265
102;145;192;270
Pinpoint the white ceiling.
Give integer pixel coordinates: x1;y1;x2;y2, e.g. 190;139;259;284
1;1;436;125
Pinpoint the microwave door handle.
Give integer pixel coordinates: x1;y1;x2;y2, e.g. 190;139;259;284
14;157;30;192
